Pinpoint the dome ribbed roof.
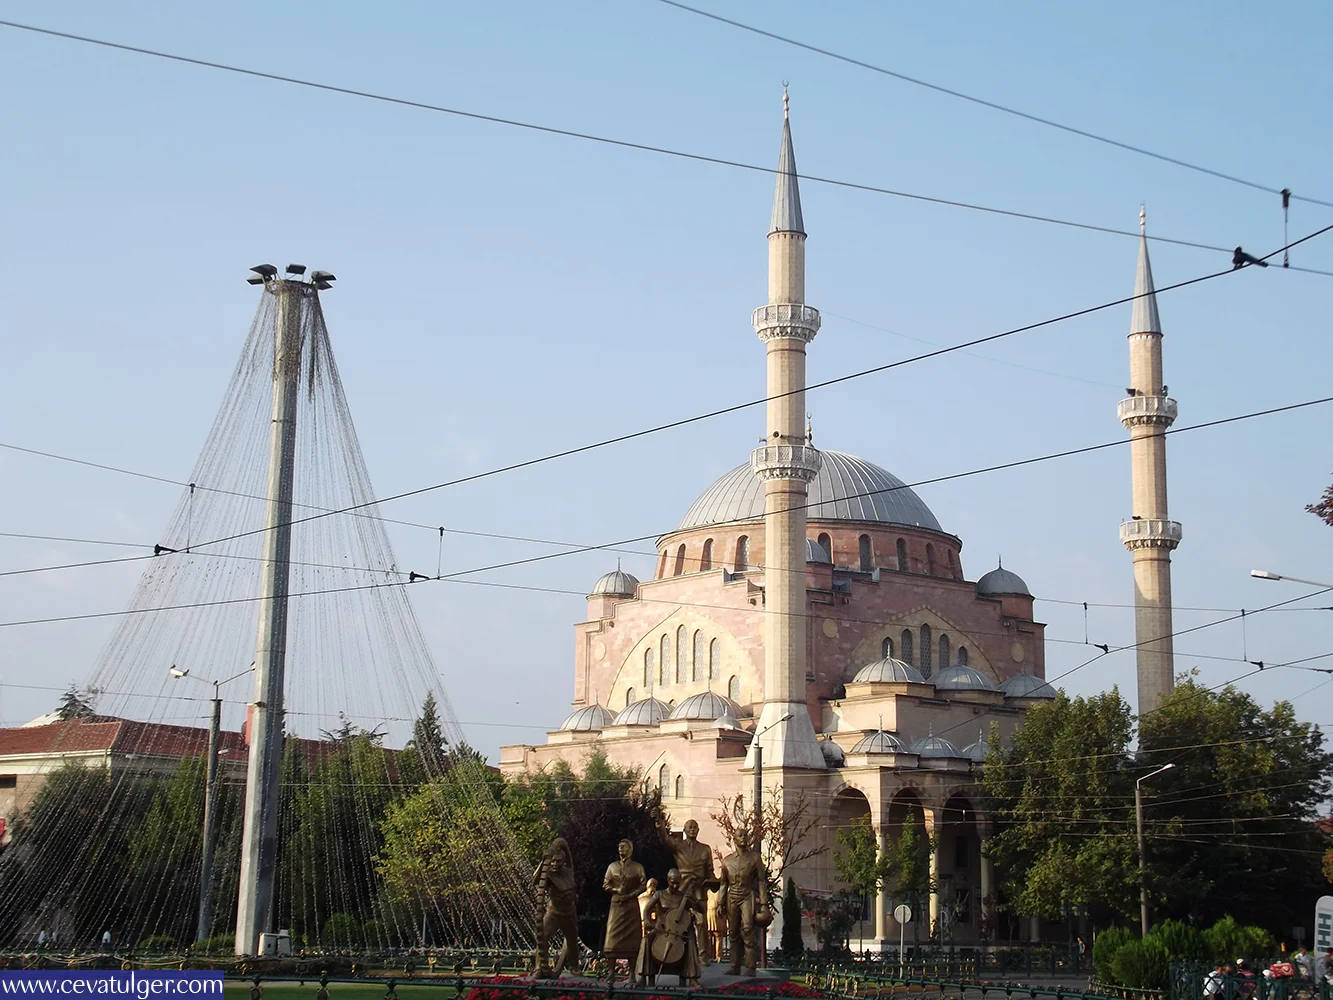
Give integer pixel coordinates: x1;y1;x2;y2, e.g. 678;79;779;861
558;704;613;732
851;730;906;754
976;562;1031;597
851;656;926;685
933;664;998;692
675;451;942;533
670;691;743;722
590;568;639;597
910;732;963;758
611;697;671;726
1000;673;1057;699
961;739;991;763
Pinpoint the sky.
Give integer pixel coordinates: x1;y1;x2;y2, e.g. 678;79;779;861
1;1;1331;757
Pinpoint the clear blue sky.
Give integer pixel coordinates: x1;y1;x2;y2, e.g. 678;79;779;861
1;1;1331;755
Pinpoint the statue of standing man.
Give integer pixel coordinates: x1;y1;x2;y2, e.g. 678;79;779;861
719;824;770;976
654;809;717;968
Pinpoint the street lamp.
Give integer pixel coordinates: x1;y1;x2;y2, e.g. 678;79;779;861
750;713;794;857
169;662;254;943
1251;569;1333;589
1136;762;1175;936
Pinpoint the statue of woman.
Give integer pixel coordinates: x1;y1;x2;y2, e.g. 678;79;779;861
533;837;579;978
602;839;647;971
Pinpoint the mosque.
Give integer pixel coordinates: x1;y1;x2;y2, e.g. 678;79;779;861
501;94;1171;950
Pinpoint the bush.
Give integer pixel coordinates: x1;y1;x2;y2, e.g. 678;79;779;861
193;935;234;956
361;919;387;951
1148;919;1209;961
319;913;362;950
1204;916;1275;965
1112;937;1171;990
134;935;177;954
1093;926;1135;983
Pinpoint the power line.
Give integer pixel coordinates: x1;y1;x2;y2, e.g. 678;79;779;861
4;18;1333;273
656;0;1333;213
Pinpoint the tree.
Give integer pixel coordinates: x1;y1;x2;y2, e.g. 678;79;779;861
711;788;828;901
55;684;97;720
980;691;1140;923
834;813;894;948
777;878;804;961
400;694;449;785
892;817;934;941
1307;478;1333;526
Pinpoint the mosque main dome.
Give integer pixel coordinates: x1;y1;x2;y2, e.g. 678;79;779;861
676;450;942;532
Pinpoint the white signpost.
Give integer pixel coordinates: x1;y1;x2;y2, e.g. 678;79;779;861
894;903;913;967
1315;896;1333;953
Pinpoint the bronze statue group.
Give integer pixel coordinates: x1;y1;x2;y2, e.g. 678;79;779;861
532;810;772;985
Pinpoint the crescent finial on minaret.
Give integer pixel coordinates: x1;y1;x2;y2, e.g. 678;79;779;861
782;81;790;119
1140;204;1146;235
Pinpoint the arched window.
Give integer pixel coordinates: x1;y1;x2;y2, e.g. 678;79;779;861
859;534;873;571
939;634;950;671
957;646;969;667
920;624;933;677
901;629;913;665
676;625;687;683
926;544;936;577
674;545;686;577
728;675;740;702
675;774;685;801
735;535;750;571
700;539;714;572
881;636;894;659
709;638;721;680
896;538;908;572
659;764;670;795
693;630;705;682
644;648;654;689
657;550;668;579
626;688;636;707
947;550;958;579
660;634;671;685
817;533;832;563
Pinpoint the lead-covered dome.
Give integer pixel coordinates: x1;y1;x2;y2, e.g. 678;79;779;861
961;739;991;763
976;561;1031;597
820;739;846;766
558;704;613;732
851;730;906;754
910;732;963;758
806;538;831;563
590;568;640;598
1000;673;1057;699
933;664;998;692
670;691;743;722
851;656;926;685
676;451;942;532
611;697;671;726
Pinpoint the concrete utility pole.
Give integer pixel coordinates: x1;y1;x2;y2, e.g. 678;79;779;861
1119;208;1182;717
1136;762;1174;936
235;265;332;956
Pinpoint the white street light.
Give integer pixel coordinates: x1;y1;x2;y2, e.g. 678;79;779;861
1251;569;1333;589
1137;762;1175;936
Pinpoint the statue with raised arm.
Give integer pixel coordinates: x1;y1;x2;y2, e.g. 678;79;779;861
653;809;716;903
602;839;646;970
532;837;579;978
718;823;770;976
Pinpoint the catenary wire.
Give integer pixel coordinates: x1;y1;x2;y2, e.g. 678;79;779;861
655;0;1333;213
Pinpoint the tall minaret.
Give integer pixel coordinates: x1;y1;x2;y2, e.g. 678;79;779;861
747;90;825;771
1119;208;1182;716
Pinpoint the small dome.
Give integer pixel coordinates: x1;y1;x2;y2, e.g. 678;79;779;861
670;691;743;722
851;730;906;754
714;707;744;731
851;656;926;685
590;568;640;598
910;732;963;758
820;740;846;766
934;664;998;692
1000;672;1057;699
960;731;991;763
611;697;671;726
806;538;831;563
976;561;1031;597
558;704;613;732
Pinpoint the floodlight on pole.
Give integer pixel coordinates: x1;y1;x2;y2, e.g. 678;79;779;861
169;666;188;679
1251;569;1333;589
1136;762;1175;936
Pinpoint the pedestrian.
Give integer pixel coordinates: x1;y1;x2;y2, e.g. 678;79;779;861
1204;962;1233;998
1294;946;1313;981
1077;936;1087;969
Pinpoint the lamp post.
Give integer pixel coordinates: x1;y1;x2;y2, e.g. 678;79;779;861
1136;762;1174;936
1251;569;1333;590
169;663;254;943
749;712;792;966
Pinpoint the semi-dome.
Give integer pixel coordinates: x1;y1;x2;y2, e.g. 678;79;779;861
611;697;671;726
933;663;998;692
851;730;906;754
1000;672;1057;699
676;451;942;533
558;704;613;732
590;568;640;598
670;691;743;722
851;656;926;685
806;538;831;563
820;739;846;766
976;560;1031;597
910;731;963;758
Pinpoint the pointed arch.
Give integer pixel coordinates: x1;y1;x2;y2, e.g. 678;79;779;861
644;648;654;689
626;688;636;707
675;774;684;801
859;534;873;571
939;633;950;671
692;630;705;682
817;532;832;562
660;633;671;685
896;538;908;572
901;629;914;665
735;535;750;571
673;544;686;577
920;623;933;677
709;638;721;680
881;636;894;659
957;646;969;667
659;763;670;795
728;675;740;703
700;538;713;572
675;625;687;683
657;550;668;579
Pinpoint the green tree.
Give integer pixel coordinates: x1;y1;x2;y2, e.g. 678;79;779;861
55;684;97;720
778;878;804;961
981;691;1139;923
1307;478;1333;526
892;818;933;940
834;813;894;948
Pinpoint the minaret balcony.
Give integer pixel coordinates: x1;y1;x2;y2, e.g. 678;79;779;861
1120;518;1182;551
1118;394;1177;428
752;303;821;344
751;442;821;484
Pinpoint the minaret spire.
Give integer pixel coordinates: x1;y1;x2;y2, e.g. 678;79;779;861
1119;206;1181;716
771;88;805;237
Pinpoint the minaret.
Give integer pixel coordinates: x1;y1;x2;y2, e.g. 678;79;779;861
747;91;825;771
1119;208;1182;716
